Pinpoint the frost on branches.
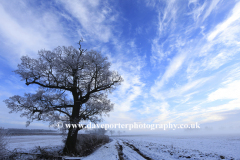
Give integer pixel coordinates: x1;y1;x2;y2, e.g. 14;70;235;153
4;41;123;154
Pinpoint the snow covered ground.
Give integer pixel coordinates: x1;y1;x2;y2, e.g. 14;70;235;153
80;135;240;160
6;134;240;159
7;135;64;151
114;134;240;160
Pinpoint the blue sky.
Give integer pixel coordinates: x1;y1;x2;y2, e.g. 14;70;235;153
0;0;240;132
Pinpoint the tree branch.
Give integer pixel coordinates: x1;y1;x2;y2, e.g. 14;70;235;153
26;80;72;91
54;108;71;117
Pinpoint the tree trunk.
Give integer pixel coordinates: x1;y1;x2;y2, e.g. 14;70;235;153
63;90;81;154
63;127;79;154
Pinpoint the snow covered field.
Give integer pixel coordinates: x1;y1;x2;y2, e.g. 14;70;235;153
6;134;240;160
113;135;240;160
7;135;64;151
82;135;240;160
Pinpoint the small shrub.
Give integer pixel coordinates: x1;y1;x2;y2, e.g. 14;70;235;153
75;134;109;156
31;146;62;159
0;127;9;159
6;146;63;160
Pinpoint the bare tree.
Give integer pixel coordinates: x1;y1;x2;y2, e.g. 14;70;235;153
117;130;121;136
4;41;123;154
109;130;115;136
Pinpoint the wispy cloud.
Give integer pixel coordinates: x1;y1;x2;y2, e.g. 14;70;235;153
0;1;69;66
202;0;220;22
150;52;187;99
107;40;146;113
188;0;207;22
59;0;117;43
153;101;171;123
164;77;211;99
208;1;240;41
208;80;240;102
150;0;179;65
147;0;240;126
